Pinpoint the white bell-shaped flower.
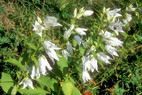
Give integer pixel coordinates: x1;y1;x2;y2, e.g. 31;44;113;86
63;24;74;39
105;37;123;47
99;30;113;39
123;13;132;25
44;16;62;28
97;52;111;64
33;21;45;37
82;55;98;72
38;55;53;75
30;65;40;79
82;70;92;83
19;78;34;89
109;22;124;35
75;28;87;36
83;10;94;17
66;42;74;54
105;45;119;56
74;35;83;45
106;8;122;21
43;41;61;63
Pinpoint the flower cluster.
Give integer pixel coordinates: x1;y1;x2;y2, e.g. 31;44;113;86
81;5;135;83
19;16;62;89
19;4;136;89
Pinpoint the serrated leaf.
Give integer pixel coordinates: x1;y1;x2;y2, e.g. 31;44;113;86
57;56;68;73
18;87;49;95
5;58;26;70
62;80;81;95
27;42;37;50
0;73;13;93
36;76;57;91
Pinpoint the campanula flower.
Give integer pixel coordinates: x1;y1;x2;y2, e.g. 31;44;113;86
19;78;34;89
97;52;112;64
33;21;45;37
38;55;53;75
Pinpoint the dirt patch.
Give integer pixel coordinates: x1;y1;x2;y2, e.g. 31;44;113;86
0;0;16;30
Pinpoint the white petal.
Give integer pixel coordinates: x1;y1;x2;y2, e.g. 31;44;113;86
83;10;94;17
97;53;111;64
82;70;91;83
19;78;34;89
27;79;34;89
38;55;53;75
33;21;45;37
106;37;123;47
105;45;119;56
30;65;36;79
75;28;87;36
44;16;62;28
66;42;74;54
47;48;59;61
109;22;124;35
64;29;72;39
74;35;83;45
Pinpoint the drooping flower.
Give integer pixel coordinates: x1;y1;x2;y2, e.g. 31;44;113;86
75;28;87;36
109;22;124;35
105;45;119;56
106;8;122;21
126;4;136;11
123;13;132;25
38;55;53;75
83;10;94;17
66;42;74;54
63;24;74;39
30;65;40;79
82;55;98;72
62;50;71;59
19;78;34;89
97;52;111;64
82;70;92;83
33;21;45;37
99;30;113;39
105;37;123;47
44;16;62;28
43;41;61;63
74;35;83;45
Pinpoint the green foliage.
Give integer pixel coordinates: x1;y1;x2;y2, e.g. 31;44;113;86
1;0;142;95
0;73;14;94
62;80;81;95
19;87;48;95
5;58;26;70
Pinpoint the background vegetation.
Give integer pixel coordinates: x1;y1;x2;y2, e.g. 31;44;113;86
0;0;142;94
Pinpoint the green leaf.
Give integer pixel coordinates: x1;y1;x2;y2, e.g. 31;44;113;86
79;47;85;56
5;58;26;70
18;87;49;95
31;54;38;67
27;42;37;50
62;80;81;95
57;56;68;73
0;73;14;93
37;76;57;91
11;86;17;95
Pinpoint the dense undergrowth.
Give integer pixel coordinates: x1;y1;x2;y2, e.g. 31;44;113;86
0;0;142;95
